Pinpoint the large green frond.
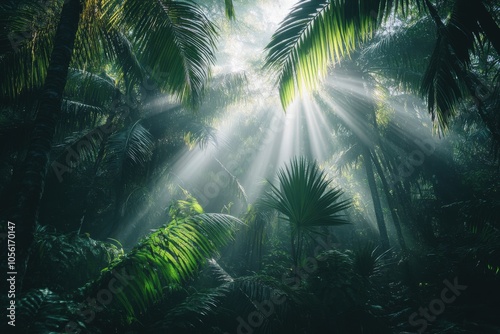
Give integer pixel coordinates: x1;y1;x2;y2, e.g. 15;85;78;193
264;0;422;109
105;0;218;108
420;31;467;130
420;0;483;130
79;202;241;325
224;0;236;20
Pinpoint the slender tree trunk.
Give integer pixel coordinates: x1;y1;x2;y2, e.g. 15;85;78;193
371;151;408;252
362;145;390;251
11;0;82;291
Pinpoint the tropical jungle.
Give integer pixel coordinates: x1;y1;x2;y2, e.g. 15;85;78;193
0;0;499;333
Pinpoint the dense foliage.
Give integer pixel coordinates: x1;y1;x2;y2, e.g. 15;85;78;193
0;0;499;333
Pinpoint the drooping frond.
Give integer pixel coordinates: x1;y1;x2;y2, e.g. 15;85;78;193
64;68;118;106
103;120;154;179
51;124;109;167
363;17;436;93
224;0;236;20
0;0;57;98
79;201;241;325
103;29;146;90
419;0;476;132
420;31;466;131
104;0;218;108
264;0;423;109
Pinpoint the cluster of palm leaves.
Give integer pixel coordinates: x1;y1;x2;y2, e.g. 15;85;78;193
263;157;351;266
265;0;500;133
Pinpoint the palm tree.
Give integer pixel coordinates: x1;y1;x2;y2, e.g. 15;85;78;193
1;0;228;289
263;157;351;267
3;0;83;292
264;0;500;131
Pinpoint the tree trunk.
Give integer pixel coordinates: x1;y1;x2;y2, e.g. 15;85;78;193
371;151;408;252
362;145;390;250
11;0;82;291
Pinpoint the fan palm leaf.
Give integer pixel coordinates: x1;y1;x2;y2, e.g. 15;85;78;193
263;157;351;265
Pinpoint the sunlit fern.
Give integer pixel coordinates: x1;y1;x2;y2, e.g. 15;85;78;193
77;196;242;326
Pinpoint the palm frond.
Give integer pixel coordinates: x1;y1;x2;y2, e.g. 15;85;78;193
105;0;218;107
264;157;351;232
420;30;467;130
146;285;230;332
72;0;107;71
207;258;234;283
104;120;154;179
104;28;146;90
60;99;105;130
363;17;436;93
224;0;235;20
79;199;241;326
0;0;57;98
420;0;484;131
144;274;301;333
51;125;109;168
264;0;422;109
183;123;218;149
263;157;351;265
25;227;123;292
64;68;118;107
